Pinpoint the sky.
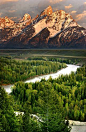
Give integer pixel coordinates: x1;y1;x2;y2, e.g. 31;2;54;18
0;0;86;28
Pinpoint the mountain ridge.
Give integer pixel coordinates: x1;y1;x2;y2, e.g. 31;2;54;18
0;6;86;49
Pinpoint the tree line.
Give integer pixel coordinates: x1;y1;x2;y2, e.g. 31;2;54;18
0;57;66;85
27;57;81;64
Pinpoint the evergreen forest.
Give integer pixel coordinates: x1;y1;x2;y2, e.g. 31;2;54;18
0;56;86;132
0;57;66;85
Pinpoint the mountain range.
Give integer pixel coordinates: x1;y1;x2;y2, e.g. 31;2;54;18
0;6;86;49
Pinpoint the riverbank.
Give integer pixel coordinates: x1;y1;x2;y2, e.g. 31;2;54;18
1;66;66;86
69;120;86;132
3;64;80;94
69;120;86;126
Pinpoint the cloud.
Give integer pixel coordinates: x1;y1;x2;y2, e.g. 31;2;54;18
65;4;73;9
81;23;86;28
70;10;77;20
49;0;65;4
9;10;16;13
0;0;18;5
17;17;22;21
71;10;77;14
1;0;18;2
9;16;17;20
77;3;86;14
84;2;86;5
76;11;86;21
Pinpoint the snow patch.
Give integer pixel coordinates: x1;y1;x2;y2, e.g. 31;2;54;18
34;19;47;34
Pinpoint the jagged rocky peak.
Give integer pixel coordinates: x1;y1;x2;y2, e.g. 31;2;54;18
19;13;32;26
0;18;5;24
0;16;14;29
5;17;14;25
5;16;10;22
32;14;39;21
46;9;74;25
0;6;86;49
45;9;78;37
0;17;5;28
40;6;53;16
33;8;78;38
22;13;31;22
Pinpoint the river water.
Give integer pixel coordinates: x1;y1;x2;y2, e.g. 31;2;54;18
3;64;80;94
71;126;86;132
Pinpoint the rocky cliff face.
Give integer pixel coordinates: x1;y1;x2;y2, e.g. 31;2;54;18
48;26;86;48
0;6;86;49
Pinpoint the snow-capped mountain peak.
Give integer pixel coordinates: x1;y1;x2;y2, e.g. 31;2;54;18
0;6;86;49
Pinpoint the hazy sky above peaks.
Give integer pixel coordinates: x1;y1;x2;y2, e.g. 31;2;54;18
0;0;86;28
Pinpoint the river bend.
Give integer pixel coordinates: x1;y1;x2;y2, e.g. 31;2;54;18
3;64;80;94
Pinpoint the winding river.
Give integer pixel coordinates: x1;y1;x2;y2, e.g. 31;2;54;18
3;64;80;94
2;64;86;132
